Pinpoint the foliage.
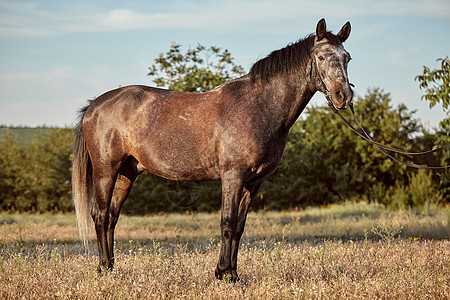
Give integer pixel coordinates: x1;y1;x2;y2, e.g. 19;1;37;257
393;170;438;208
148;43;246;92
416;56;450;202
415;56;450;112
0;129;73;212
370;221;403;244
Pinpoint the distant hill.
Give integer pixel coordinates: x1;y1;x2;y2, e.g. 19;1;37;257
0;127;56;143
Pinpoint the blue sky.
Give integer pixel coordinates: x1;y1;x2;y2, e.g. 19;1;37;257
0;0;449;129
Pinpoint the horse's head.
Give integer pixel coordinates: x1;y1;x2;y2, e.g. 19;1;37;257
310;18;353;110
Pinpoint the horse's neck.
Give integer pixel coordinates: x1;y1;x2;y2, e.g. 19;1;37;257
258;73;316;131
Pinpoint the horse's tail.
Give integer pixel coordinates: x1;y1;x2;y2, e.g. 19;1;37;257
72;105;94;250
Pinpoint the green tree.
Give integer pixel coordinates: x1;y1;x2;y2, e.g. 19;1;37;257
0;134;24;211
148;43;245;92
416;56;450;201
0;134;44;212
37;128;74;212
416;56;450;112
0;128;73;212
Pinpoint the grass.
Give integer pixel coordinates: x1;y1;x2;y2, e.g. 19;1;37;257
0;202;449;299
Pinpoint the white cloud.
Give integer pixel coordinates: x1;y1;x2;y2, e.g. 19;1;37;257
0;0;448;38
0;67;72;92
0;66;114;126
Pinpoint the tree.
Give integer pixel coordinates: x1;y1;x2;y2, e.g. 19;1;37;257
416;56;450;112
415;56;450;150
0;134;24;211
148;43;246;92
0;128;73;212
416;56;450;202
37;128;74;212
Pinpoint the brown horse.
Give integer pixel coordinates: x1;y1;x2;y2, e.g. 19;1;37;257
72;18;353;282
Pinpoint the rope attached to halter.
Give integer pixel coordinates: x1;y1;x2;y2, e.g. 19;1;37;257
330;99;450;170
310;41;449;170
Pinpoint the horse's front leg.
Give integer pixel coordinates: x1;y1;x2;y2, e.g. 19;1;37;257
230;181;262;278
215;169;245;282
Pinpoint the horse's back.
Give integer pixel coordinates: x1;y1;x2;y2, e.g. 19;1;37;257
81;80;282;182
82;85;224;181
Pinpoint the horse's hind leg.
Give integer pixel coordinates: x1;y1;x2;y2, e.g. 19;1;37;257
91;169;117;272
107;157;139;266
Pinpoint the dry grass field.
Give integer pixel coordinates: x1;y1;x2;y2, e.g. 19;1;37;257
0;202;449;299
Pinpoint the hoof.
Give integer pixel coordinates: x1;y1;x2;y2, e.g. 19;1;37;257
97;264;114;274
215;268;239;283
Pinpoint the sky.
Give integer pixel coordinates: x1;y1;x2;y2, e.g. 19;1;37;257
0;0;449;129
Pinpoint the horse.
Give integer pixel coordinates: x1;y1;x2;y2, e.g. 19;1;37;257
72;18;353;282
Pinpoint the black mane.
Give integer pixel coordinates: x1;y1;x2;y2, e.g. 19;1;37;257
250;32;342;82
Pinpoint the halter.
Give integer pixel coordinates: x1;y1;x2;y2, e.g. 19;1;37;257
310;41;330;52
308;42;450;170
308;42;337;110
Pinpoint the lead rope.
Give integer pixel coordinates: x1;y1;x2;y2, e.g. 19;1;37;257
309;44;449;170
330;98;450;170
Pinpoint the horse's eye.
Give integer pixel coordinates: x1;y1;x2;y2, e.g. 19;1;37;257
318;56;325;61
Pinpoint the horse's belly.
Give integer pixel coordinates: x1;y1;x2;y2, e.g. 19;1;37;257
133;141;220;182
143;159;220;182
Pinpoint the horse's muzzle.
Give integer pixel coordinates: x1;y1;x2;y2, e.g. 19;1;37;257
331;85;353;109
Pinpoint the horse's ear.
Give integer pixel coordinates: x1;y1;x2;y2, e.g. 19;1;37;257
337;21;351;43
316;18;327;40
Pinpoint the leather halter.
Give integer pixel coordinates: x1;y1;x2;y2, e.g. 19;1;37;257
310;41;330;53
308;42;450;170
308;42;333;97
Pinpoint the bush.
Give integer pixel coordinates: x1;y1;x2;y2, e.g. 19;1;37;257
0;128;73;213
384;170;438;209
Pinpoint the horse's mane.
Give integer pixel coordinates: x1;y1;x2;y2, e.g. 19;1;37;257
249;32;342;83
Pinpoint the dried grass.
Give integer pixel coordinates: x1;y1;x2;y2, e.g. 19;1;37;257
0;202;448;299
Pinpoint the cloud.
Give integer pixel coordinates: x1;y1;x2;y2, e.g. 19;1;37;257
0;67;72;92
0;0;448;39
0;97;81;127
0;66;114;126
